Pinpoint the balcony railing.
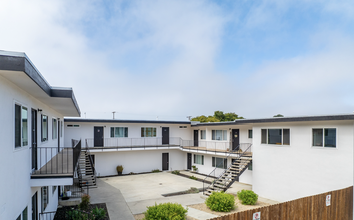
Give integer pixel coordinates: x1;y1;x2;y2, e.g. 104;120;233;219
85;137;252;155
31;140;81;178
86;137;182;148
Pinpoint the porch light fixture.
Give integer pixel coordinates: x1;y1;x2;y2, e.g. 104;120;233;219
38;109;42;112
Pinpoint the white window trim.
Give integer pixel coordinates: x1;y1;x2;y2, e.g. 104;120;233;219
261;128;291;146
52;118;57;140
13;101;29;150
311;128;337;149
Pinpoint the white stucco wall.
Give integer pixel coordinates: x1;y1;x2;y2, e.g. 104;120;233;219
0;75;63;219
92;149;187;176
252;121;354;202
64;121;193;147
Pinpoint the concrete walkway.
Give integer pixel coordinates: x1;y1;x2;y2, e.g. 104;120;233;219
89;178;135;220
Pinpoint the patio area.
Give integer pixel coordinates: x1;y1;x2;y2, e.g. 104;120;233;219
88;171;268;220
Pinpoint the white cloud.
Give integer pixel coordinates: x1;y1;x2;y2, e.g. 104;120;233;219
0;0;353;120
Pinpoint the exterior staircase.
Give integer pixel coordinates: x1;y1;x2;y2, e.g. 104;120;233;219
77;151;97;188
203;143;252;196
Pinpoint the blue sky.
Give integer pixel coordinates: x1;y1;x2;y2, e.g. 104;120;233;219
1;0;354;120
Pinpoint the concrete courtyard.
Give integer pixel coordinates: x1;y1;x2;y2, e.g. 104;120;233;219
89;172;256;220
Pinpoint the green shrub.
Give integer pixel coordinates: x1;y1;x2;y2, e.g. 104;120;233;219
151;169;161;173
144;202;188;220
78;194;90;210
192;166;198;172
172;170;180;175
91;207;107;220
237;190;258;205
186;187;199;194
205;192;235;212
189;176;198;180
66;209;88;220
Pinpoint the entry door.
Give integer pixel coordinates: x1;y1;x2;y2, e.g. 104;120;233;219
32;192;38;220
162;153;169;171
232;129;240;151
94;127;104;147
187;153;192;170
162;127;169;145
31;109;37;170
193;130;198;147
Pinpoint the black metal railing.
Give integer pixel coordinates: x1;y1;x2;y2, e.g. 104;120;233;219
30;146;73;175
85;137;243;155
85;137;181;148
39;211;56;220
72;139;81;173
202;143;252;195
30;139;81;176
86;144;97;185
62;181;87;198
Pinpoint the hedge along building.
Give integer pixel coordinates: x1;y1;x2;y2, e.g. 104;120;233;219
0;51;81;220
65;115;354;202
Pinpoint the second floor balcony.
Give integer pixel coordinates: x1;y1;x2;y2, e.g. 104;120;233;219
85;137;252;156
30;140;81;186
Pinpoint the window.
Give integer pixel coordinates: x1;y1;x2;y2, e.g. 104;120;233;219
15;104;28;148
110;127;128;137
16;207;28;220
141;127;156;137
313;128;336;148
201;130;206;140
179;126;187;128
52;118;57;139
248;130;253;138
212;157;227;169
41;115;48;142
248;161;253;171
261;129;290;145
212;130;227;141
194;155;204;165
22;207;28;220
41;186;48;212
67;124;80;127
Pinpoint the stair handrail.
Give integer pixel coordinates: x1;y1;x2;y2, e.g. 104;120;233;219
85;139;98;183
202;143;252;194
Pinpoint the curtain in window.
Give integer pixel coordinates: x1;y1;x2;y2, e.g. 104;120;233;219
312;129;323;146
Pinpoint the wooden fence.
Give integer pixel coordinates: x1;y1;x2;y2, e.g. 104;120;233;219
209;186;353;220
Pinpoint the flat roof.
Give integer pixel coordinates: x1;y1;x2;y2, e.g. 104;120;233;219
0;50;81;117
64;118;191;124
192;114;354;126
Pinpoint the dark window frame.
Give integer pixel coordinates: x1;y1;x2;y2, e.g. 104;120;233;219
212;157;227;169
110;127;129;138
193;154;204;165
248;130;253;138
312;128;336;148
261;128;290;145
15;103;28;148
41;114;48;142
